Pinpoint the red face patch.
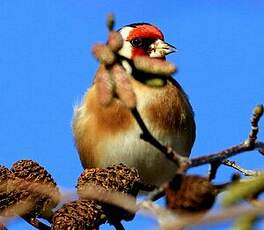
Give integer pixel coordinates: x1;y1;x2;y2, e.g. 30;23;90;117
127;24;164;41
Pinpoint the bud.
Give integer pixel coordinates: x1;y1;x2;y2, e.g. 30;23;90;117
107;14;115;31
112;64;137;109
254;104;263;118
108;31;123;52
95;65;114;106
165;174;215;213
92;44;115;65
133;56;176;76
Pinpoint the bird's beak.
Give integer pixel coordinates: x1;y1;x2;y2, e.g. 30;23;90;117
149;39;177;58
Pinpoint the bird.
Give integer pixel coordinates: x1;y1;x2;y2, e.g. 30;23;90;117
72;23;196;186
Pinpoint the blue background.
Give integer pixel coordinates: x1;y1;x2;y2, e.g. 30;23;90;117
0;1;263;229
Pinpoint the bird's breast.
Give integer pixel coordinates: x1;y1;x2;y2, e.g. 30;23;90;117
73;78;195;185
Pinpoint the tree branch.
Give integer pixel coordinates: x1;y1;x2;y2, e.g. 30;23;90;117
222;159;263;176
189;105;263;168
22;215;50;230
111;221;125;230
130;108;190;168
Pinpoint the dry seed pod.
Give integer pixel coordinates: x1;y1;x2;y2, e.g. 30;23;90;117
77;163;140;196
77;163;140;221
165;174;215;213
134;56;176;76
108;31;123;52
52;200;106;230
10;160;60;218
94;65;114;106
0;165;22;217
0;166;12;193
112;64;137;109
92;44;116;65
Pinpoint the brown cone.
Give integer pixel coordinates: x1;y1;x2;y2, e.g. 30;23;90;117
6;160;60;218
0;166;12;193
77;163;140;196
77;163;140;221
165;174;215;213
52;200;105;230
0;165;19;217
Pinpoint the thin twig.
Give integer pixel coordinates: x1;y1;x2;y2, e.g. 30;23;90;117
256;141;264;155
22;215;51;230
130;108;190;167
131;100;263;173
111;221;125;230
190;105;264;168
147;185;167;202
137;182;157;192
161;204;264;230
190;143;253;167
0;222;7;230
208;161;221;181
222;159;263;176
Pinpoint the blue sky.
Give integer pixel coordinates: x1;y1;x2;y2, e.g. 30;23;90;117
0;1;263;229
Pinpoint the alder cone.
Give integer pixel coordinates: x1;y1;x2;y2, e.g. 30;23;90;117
0;165;12;192
165;174;215;213
0;165;26;217
77;163;140;197
52;200;105;230
9;160;60;218
77;163;140;222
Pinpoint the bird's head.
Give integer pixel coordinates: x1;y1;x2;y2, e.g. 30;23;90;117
118;23;176;60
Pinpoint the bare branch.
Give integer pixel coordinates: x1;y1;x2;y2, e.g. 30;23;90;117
222;159;263;176
111;221;126;230
22;215;51;230
161;204;264;230
208;161;221;181
189;105;264;168
130;108;190;168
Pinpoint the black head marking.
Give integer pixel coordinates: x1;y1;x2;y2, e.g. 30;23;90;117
117;22;153;31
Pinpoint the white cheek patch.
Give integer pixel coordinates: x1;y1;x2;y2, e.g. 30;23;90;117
121;59;132;74
118;27;133;59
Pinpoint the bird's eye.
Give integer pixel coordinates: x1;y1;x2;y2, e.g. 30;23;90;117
130;38;143;48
